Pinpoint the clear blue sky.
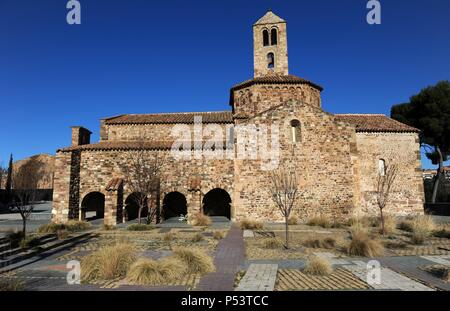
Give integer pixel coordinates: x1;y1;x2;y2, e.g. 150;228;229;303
1;0;449;169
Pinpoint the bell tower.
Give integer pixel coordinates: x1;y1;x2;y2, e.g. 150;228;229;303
253;10;289;77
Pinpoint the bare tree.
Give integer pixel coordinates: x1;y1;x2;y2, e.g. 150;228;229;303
269;165;299;249
123;146;164;224
11;157;44;236
0;162;5;189
376;162;398;235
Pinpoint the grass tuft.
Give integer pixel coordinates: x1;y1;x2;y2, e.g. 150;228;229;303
81;243;136;282
239;219;264;230
307;215;332;228
302;237;336;249
303;256;332;275
190;213;212;227
162;232;177;242
126;257;186;285
191;233;205;242
347;231;384;257
410;215;435;244
213;231;225;240
262;237;284;249
288;215;299;225
127;224;155;231
172;247;215;275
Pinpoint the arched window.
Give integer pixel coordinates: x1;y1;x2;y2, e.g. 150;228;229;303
378;159;386;176
267;53;275;69
262;30;269;46
290;119;301;143
271;28;278;45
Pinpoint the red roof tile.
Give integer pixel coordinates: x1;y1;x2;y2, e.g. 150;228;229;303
335;114;420;133
105;178;123;191
231;74;323;92
104;111;233;125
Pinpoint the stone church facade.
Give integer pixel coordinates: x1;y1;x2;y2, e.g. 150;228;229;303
52;11;424;226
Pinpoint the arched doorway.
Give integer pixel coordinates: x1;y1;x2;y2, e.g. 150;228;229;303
162;192;187;220
124;192;148;221
80;192;105;221
202;188;231;219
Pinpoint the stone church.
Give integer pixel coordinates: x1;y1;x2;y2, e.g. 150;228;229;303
52;11;424;226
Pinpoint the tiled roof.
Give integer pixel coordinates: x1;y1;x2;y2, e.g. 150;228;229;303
104;111;233;125
58;141;230;152
335;114;420;133
254;10;285;25
231;74;324;92
105;178;123;191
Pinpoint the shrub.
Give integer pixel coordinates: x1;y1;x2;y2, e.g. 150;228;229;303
37;223;65;234
349;220;369;236
19;236;40;249
302;237;336;249
374;215;397;234
239;219;263;230
213;231;225;240
65;220;91;232
191;233;204;242
127;224;154;231
347;232;384;257
303;256;332;276
81;243;136;282
288;215;299;225
190;213;212;227
0;279;24;291
126;257;186;285
172;247;215;275
307;215;331;228
397;220;413;232
57;230;69;240
410;216;435;244
262;238;283;249
162;232;177;242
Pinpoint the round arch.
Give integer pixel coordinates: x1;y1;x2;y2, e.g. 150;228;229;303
124;192;148;222
80;192;105;221
162;191;187;220
202;188;231;219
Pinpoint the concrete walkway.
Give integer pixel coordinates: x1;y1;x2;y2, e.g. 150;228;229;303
195;224;245;291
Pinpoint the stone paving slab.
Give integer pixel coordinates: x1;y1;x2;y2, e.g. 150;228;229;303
421;255;450;266
236;264;278;291
344;260;434;291
243;230;254;238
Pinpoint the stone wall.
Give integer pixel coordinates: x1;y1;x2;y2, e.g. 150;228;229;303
102;123;233;142
355;132;424;216
232;84;321;118
233;100;358;222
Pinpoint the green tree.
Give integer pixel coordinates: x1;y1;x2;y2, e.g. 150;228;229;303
391;81;450;203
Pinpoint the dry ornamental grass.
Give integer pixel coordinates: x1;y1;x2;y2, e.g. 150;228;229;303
303;256;333;276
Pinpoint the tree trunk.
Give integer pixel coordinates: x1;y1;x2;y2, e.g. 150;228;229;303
380;208;385;236
431;146;444;204
22;217;27;237
137;206;143;224
284;217;289;249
